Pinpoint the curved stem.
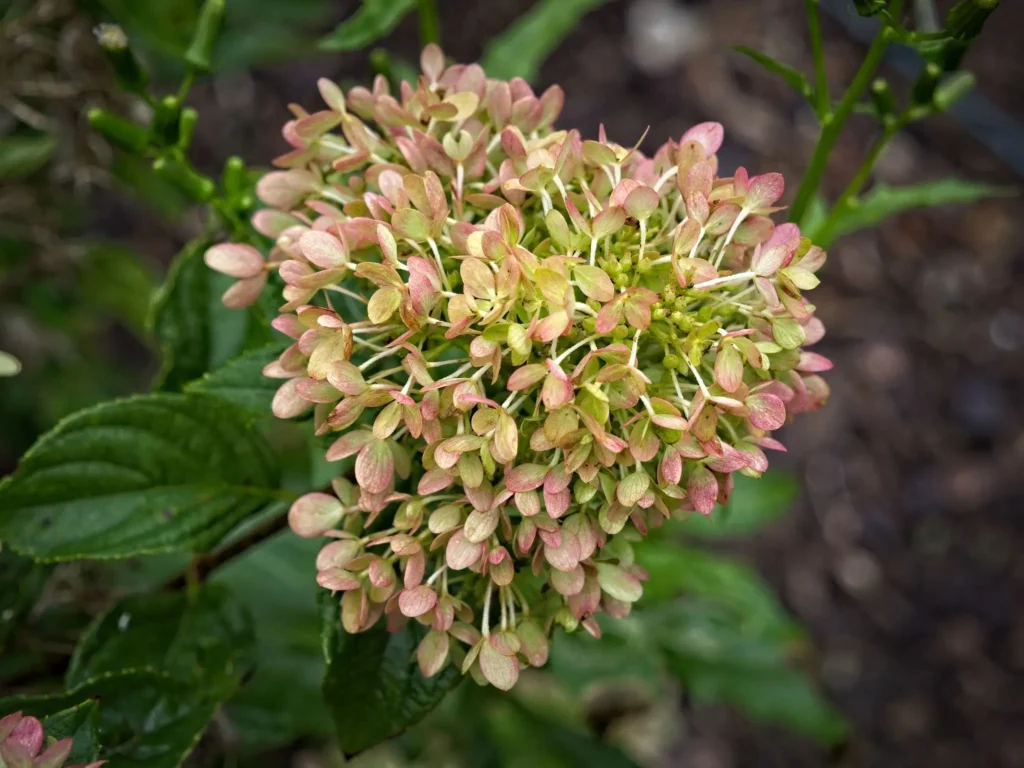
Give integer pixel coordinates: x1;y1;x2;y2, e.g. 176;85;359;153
789;3;901;225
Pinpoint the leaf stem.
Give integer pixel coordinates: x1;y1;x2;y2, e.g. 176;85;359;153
163;511;290;590
820;110;911;238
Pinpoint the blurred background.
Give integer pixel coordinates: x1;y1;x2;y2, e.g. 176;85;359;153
1;0;1022;766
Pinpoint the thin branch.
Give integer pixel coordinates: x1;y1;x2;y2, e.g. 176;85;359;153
163;512;289;590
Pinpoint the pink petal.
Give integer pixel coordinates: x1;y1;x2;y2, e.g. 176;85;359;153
746;392;787;431
205;243;264;278
688;465;718;515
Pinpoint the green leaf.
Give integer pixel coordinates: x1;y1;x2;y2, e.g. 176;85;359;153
0;134;57;180
498;696;641;768
0;671;233;768
815;180;1016;248
185;344;285;415
665;626;848;747
67;585;254;689
41;701;103;765
732;46;813;100
676;472;798;539
78;244;157;337
548;616;664;697
96;0;195;60
636;545;800;641
631;547;848;746
318;0;419;52
2;586;255;768
480;0;612;82
97;0;333;72
321;592;461;754
0;549;51;649
151;238;274;391
0;393;281;561
214;532;333;752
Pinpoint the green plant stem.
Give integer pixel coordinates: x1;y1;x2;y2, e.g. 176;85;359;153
789;6;900;225
418;0;441;47
827;113;909;217
805;0;829;117
177;72;196;103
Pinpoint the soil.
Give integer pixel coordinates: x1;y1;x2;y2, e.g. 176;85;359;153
88;0;1024;765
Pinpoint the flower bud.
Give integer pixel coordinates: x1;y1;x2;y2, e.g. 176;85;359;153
912;62;944;105
153;95;182;146
554;606;579;632
184;0;225;73
152;156;216;201
93;23;149;95
933;71;975;111
869;78;895;119
87;108;148;153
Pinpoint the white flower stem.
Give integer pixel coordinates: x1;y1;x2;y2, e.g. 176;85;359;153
358;346;397;371
686;358;711;399
628;329;642;368
692;271;755;291
427;237;451;291
482;579;493;637
653;165;678;192
324;285;368;303
554;334;597;364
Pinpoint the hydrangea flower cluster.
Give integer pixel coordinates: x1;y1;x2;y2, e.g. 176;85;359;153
0;711;104;768
206;45;831;690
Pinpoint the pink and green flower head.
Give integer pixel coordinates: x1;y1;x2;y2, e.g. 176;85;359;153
208;44;832;690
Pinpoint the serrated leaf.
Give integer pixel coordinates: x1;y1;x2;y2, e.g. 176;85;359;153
633;546;847;745
2;586;255;768
481;0;612;82
660;603;847;746
67;585;255;689
813;180;1016;248
214;533;333;753
41;701;102;765
318;0;418;52
636;545;799;640
320;592;461;754
151;239;274;391
732;46;813;101
0;393;280;561
186;344;285;414
0;134;56;180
